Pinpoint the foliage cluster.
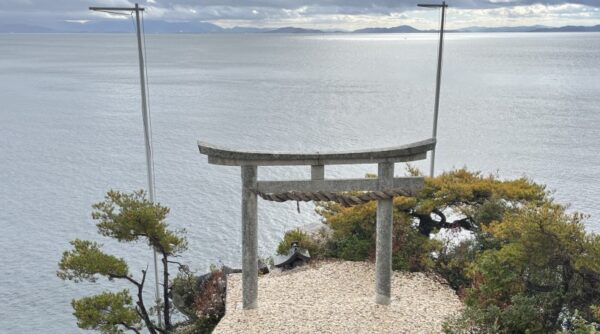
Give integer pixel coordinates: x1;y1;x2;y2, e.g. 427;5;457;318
58;190;223;334
277;168;600;333
321;197;441;271
276;228;328;258
278;198;439;271
445;203;600;333
171;267;226;334
72;290;141;334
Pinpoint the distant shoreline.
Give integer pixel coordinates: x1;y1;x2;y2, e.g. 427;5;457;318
2;30;600;35
1;23;599;34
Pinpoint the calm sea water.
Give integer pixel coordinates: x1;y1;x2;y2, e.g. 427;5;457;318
1;33;599;333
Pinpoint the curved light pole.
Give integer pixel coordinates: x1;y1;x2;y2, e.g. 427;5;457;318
89;3;162;327
418;1;448;177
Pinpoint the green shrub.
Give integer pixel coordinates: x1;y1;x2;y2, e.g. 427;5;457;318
444;295;545;334
171;267;227;334
563;311;600;334
449;205;600;333
289;169;600;333
434;240;476;291
336;234;371;261
276;229;324;258
392;214;440;272
315;198;440;269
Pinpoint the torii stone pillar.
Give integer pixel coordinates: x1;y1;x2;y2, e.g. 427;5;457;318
375;162;394;305
199;138;435;309
241;165;258;309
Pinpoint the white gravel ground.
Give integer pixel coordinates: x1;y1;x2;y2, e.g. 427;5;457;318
214;261;463;334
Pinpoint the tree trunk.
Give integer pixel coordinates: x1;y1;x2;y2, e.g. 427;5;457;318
162;255;171;330
136;270;158;334
410;209;474;236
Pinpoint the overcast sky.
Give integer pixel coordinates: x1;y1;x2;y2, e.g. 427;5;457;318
2;0;599;29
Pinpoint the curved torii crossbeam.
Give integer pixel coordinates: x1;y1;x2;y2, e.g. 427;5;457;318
198;138;435;309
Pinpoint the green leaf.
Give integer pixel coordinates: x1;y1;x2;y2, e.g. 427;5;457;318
57;239;129;282
91;190;187;255
72;290;141;334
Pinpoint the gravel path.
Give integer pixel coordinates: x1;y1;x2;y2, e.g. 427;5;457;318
214;261;463;333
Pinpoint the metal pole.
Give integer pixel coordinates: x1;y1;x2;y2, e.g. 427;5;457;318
429;2;446;177
90;3;162;326
133;4;163;327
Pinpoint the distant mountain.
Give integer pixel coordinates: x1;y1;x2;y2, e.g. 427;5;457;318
458;25;600;33
532;25;600;32
457;25;548;33
2;21;600;34
226;26;271;33
266;27;324;33
353;25;420;33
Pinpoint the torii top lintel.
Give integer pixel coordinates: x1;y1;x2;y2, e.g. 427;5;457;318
197;138;436;166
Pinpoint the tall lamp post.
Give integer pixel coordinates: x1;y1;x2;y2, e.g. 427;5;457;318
418;1;448;177
89;3;162;327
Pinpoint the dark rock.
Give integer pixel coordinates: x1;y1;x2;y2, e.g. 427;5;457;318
258;259;270;274
222;265;242;275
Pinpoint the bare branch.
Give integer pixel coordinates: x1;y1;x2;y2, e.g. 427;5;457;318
108;274;142;288
120;322;141;334
166;260;186;269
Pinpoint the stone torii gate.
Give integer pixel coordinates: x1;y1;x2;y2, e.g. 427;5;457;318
198;138;435;309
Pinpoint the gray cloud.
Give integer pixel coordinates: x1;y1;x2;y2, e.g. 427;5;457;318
0;0;598;28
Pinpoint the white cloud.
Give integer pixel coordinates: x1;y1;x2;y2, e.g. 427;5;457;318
447;3;600;29
209;3;599;30
0;1;598;30
64;19;89;24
